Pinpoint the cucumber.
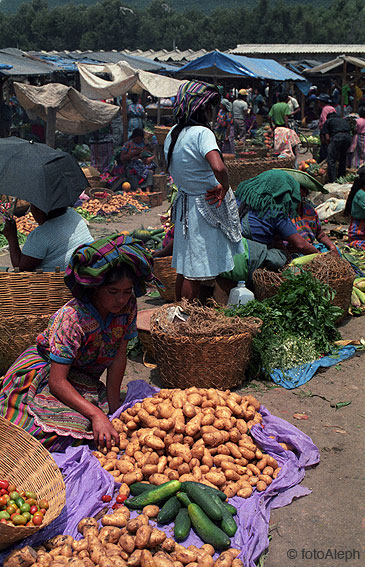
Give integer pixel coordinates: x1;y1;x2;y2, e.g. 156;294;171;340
222;501;237;516
157;496;181;524
209;493;238;537
176;491;192;507
184;482;223;522
125;480;181;509
150;228;165;236
188;503;231;550
174;508;191;541
181;481;227;501
129;482;154;496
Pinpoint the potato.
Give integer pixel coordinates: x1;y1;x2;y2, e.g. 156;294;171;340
256;481;267;492
224;469;240;482
72;540;88;553
259;474;272;485
215;551;233;567
262;466;274;477
138;409;159;428
123;470;143;486
126;550;142;566
224;483;238;498
98;526;121;545
236;486;253;498
178;462;191;476
185;414;202;437
256;458;267;471
160;418;174;431
173;546;197;564
157;456;168;473
201;545;215;556
172;391;186;409
161;538;176;553
231;561;244;567
204;470;226;486
149;527;167;547
135;525;153;549
126;515;149;533
265;456;279;469
142;505;159;518
153;552;174;567
201;413;215;426
158;401;174;419
140;550;156;567
149;473;169;485
4;547;38;567
239;447;255;461
119;534;136;554
187;394;203;406
170;456;183;470
77;518;98;536
197;554;214;567
273;467;281;479
119;483;130;499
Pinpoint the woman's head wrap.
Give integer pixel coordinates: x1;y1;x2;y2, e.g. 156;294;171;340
173;81;220;124
235;170;301;218
65;234;157;299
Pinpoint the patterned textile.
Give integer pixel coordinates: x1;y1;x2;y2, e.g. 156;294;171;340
90;141;114;173
173;81;220;123
196;188;242;243
0;296;137;449
214;109;235;153
274;127;300;158
64;234;156;299
292;201;321;243
236;170;301;219
348;217;365;249
351;124;365;168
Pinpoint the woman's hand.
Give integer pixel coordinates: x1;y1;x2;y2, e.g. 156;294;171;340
92;411;119;450
205;184;228;208
1;218;17;241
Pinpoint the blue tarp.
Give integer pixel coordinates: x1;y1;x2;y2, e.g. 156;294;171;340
177;50;305;82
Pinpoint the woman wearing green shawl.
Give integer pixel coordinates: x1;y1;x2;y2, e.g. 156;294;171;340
235;170;319;255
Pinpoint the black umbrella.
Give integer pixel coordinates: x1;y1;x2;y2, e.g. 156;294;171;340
0;137;89;214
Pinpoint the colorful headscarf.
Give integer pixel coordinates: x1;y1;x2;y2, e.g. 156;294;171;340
235;170;301;218
173;81;220;124
64;234;157;299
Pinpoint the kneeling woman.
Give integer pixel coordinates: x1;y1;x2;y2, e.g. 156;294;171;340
0;235;155;451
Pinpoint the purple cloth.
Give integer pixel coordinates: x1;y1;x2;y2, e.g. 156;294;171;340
0;380;320;567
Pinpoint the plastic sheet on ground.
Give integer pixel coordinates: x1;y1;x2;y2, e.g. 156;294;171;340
0;380;320;567
270;345;356;389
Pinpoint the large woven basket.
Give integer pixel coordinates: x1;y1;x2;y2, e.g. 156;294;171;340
0;314;50;374
0;271;72;318
151;304;261;389
0;415;66;550
153;257;177;302
253;260;355;322
137;309;157;359
227;157;295;191
154;126;171;145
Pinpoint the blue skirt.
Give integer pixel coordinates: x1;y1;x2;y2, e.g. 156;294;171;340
172;194;244;278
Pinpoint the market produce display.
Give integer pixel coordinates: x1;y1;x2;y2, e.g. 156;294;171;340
298;158;326;178
79;194;149;218
221;269;343;377
0;479;49;527
4;514;244;567
250;125;273;149
15;213;38;235
92;388;280;503
349;277;365;315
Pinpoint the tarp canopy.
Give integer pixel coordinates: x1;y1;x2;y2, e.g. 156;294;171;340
14;82;120;135
78;61;184;100
177;50;305;81
304;55;365;75
0;48;53;77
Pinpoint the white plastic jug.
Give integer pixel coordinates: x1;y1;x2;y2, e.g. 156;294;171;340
227;281;255;306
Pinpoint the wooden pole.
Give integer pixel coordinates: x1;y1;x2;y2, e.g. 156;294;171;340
45;107;56;148
340;60;347;117
157;97;161;126
300;91;305;123
122;94;128;142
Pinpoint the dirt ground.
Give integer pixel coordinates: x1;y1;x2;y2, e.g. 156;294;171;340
1;202;364;566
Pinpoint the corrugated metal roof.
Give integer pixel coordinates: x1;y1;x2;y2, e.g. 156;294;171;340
304;55;365;74
0;48;54;76
230;44;365;55
126;48;208;63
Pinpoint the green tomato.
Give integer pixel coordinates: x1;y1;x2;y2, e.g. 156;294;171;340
25;491;37;500
9;491;20;501
21;511;31;521
0;510;10;520
20;503;30;513
12;514;27;526
16;497;25;508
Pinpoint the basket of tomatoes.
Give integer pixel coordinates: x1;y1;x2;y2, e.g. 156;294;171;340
0;416;66;550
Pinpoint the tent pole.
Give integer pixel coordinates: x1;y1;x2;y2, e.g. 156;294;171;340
340;60;347;117
157;98;161;125
45;108;56;148
122;94;128;142
300;91;305;123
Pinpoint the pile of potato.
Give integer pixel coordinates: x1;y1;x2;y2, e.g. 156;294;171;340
15;212;38;234
4;511;243;567
93;388;282;500
80;194;148;218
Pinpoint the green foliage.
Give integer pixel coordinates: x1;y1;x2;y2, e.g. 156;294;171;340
220;269;342;378
0;0;364;51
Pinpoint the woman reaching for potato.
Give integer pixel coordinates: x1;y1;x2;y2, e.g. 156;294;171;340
0;234;156;451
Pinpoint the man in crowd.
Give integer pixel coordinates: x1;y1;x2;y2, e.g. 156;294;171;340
322;112;352;182
268;92;291;128
232;89;248;143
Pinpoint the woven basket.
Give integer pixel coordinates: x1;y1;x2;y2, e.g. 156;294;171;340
227;157;295;191
154;126;171;145
153;257;177;302
0;271;72;318
0;415;66;550
151;303;261;389
137;309;158;359
87;187;113;201
222;153;236;161
0;314;50;374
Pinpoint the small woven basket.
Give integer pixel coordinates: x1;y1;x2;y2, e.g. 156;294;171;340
227;156;295;191
87;187;113;201
153;257;177;302
151;303;261;389
154;126;171;145
0;271;72;318
0;415;66;550
0;314;50;374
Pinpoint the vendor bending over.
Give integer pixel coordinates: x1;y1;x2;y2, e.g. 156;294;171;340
235;170;320;256
0;234;156;451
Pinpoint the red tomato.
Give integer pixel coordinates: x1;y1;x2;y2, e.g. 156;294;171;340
30;505;38;515
101;495;112;503
0;489;8;496
112;503;125;510
115;494;127;504
0;518;6;524
10;512;18;521
26;498;37;507
38;499;49;510
32;513;43;526
39;508;47;515
0;495;8;507
26;521;34;527
7;484;16;493
0;480;9;490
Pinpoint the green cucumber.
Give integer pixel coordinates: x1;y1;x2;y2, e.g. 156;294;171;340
129;482;154;496
184;482;223;521
209;493;238;537
181;481;227;501
222;501;237;516
157;496;181;524
188;503;231;550
176;491;192;507
150;228;165;236
125;480;181;509
174;508;191;541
